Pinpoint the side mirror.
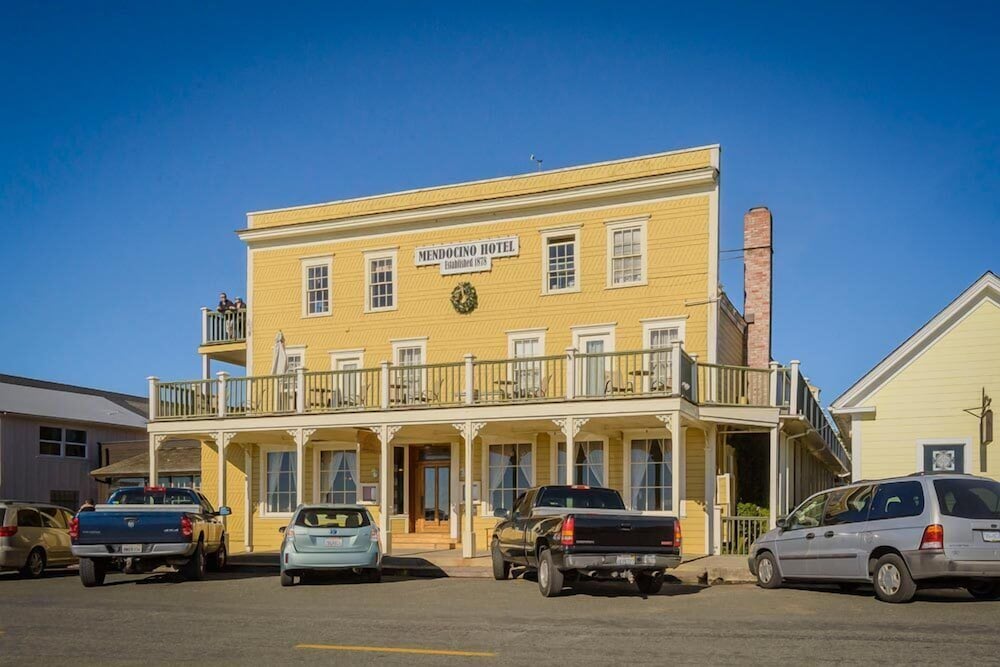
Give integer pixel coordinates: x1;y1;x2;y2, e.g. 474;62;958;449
775;517;788;530
278;526;286;534
493;508;510;520
218;506;232;517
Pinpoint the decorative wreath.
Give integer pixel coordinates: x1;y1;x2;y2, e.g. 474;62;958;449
450;282;478;314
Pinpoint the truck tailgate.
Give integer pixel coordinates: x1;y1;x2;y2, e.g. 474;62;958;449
76;509;191;545
571;514;676;550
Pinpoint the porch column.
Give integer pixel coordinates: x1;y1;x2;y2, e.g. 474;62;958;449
148;433;159;484
454;421;484;558
244;445;253;553
768;426;780;529
668;413;682;516
371;424;397;554
216;431;228;511
450;439;460;540
201;354;211;380
294;428;306;507
559;417;577;485
705;425;718;555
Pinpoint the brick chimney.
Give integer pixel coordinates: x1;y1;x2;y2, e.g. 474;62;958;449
743;207;773;368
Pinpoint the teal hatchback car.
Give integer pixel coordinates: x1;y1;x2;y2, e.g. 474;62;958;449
279;505;382;586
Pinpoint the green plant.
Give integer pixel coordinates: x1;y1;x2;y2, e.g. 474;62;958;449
736;502;769;518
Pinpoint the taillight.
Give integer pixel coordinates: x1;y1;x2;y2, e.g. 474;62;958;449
920;524;944;550
0;525;17;538
69;517;79;541
371;526;380;543
561;516;575;547
180;515;193;539
674;520;682;550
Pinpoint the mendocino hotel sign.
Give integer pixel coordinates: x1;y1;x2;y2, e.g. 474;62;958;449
414;236;519;275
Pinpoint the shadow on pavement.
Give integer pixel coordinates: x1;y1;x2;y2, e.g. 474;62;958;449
781;582;991;603
516;568;706;599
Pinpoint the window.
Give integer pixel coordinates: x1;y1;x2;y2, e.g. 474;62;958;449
331;349;366;407
265;450;297;514
869;481;925;521
392;339;427;402
488;444;533;513
607;218;647;287
16;508;41;528
642;318;685;392
158;475;201;489
508;330;546;397
630;438;673;512
286;346;305;372
574;441;605;487
822;485;874;525
536;486;626;510
38;427;86;458
541;227;581;294
302;257;332;317
933;478;1000;520
365;250;397;312
295;507;370;528
39;506;68;529
921;443;965;473
318;450;358;504
788;493;827;530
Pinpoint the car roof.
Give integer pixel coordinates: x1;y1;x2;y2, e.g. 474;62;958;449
294;503;367;511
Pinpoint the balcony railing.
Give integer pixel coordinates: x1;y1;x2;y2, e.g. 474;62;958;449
792;367;850;472
697;363;772;406
202;308;247;345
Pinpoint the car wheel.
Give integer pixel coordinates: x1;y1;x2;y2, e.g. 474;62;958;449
755;552;783;589
20;548;46;579
208;540;227;571
636;572;664;596
537;549;564;598
280;570;295;587
491;540;511;581
182;541;207;581
79;557;106;588
873;554;917;603
966;582;1000;600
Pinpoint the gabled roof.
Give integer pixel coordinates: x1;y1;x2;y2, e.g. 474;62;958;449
832;271;1000;411
90;441;200;478
0;374;147;429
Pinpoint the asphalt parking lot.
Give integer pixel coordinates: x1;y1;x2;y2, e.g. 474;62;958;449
1;566;998;665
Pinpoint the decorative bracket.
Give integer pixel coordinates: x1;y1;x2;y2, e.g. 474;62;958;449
153;434;169;449
220;431;237;449
552;417;588;438
656;414;674;431
366;424;403;443
451;421;486;441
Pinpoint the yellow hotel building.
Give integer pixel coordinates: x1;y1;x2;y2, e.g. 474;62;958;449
147;145;850;558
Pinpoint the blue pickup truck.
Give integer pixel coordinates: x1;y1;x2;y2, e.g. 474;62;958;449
70;486;230;587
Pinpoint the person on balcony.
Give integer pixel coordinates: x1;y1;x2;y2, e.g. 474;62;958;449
217;292;235;312
233;297;246;310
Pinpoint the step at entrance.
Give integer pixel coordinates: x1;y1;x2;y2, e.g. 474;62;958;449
391;534;458;550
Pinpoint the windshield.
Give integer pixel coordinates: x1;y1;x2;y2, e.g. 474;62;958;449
536;487;626;510
295;508;369;529
934;478;1000;520
107;488;200;506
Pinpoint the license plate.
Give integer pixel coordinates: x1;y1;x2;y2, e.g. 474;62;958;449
983;531;1000;543
615;555;636;566
324;537;343;547
120;544;143;554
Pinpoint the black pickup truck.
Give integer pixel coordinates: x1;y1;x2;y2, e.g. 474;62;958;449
490;485;681;597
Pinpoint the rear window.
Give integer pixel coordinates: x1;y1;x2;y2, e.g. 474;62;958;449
17;509;42;527
869;481;925;520
295;508;369;529
536;487;626;510
934;478;1000;520
108;488;200;506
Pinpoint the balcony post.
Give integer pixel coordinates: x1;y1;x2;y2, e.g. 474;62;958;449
689;353;699;402
768;361;780;407
380;361;390;409
147;376;159;422
565;347;577;400
789;360;801;414
216;371;229;418
671;344;682;395
200;307;210;345
295;367;306;414
464;354;475;406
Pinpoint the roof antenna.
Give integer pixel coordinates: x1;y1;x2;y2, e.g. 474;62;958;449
530;154;543;172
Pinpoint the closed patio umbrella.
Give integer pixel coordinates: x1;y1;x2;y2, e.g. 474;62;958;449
271;331;288;375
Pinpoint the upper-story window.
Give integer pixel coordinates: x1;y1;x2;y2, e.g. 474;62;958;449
606;217;648;287
365;249;397;312
508;329;547;398
39;426;87;458
285;346;306;372
301;256;333;317
541;226;581;294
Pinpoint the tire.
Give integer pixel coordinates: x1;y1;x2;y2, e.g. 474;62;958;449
280;569;295;587
636;572;664;596
208;539;227;572
79;557;106;588
755;552;783;589
20;548;46;579
873;554;917;603
366;568;382;583
966;582;1000;600
181;541;207;581
537;549;565;598
491;541;511;581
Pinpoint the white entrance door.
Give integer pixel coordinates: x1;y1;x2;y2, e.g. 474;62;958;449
575;332;613;398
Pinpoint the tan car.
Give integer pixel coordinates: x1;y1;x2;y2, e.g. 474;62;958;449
0;502;78;578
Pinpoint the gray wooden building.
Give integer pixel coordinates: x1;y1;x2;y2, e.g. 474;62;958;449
0;374;149;508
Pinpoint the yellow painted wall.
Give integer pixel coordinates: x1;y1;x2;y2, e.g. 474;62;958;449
248;148;714;229
717;307;746;367
681;429;707;554
252;195;712;372
859;300;1000;480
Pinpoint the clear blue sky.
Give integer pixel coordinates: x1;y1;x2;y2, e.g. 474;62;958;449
1;2;997;400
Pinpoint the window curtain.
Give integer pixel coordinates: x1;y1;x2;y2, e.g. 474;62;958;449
489;445;510;509
347;450;359;501
589;443;604;486
517;445;532;489
631;442;648;509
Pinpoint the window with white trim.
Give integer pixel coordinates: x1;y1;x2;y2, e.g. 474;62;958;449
265;450;297;514
286;346;305;372
541;228;580;294
648;326;680;392
510;335;543;397
394;343;425;401
488;443;532;513
630;438;673;511
608;220;646;286
302;257;332;316
39;426;87;458
366;250;397;312
574;441;605;487
319;450;358;504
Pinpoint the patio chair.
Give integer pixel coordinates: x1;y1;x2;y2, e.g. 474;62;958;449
608;370;634;395
420;378;447;404
531;374;552;399
346;382;369;408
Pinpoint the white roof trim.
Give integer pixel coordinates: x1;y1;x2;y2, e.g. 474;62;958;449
832;271;1000;410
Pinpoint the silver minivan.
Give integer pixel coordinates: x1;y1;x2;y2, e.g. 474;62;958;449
1;501;78;578
749;473;1000;602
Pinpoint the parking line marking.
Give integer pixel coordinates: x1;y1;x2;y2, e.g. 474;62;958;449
295;643;495;658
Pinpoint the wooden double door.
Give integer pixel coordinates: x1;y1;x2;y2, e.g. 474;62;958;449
410;446;451;533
